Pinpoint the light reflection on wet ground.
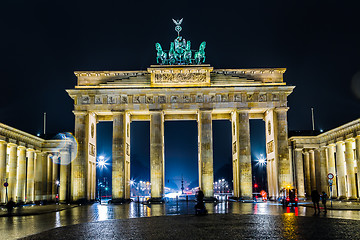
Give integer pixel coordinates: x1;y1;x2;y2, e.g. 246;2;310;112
3;201;360;239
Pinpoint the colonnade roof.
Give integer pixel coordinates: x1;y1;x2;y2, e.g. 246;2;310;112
289;118;360;148
0;122;68;151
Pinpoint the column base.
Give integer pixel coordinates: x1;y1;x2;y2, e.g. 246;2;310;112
147;197;165;204
347;197;358;201
337;196;347;200
110;198;132;204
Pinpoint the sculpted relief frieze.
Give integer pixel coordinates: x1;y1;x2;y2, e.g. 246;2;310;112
78;92;284;105
154;73;207;84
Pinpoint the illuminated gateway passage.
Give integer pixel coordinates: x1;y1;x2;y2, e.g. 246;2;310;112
66;65;295;202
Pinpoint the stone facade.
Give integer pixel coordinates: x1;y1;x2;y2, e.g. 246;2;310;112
289;119;360;199
67;64;294;201
0;123;72;204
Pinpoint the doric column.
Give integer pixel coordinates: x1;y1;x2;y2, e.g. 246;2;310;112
112;111;126;201
16;146;27;202
231;111;240;198
41;152;48;200
34;151;43;201
71;111;87;202
237;111;252;199
26;149;35;202
356;135;360;198
319;146;329;194
60;149;70;202
274;108;292;189
47;154;53;201
52;155;59;200
327;144;337;198
314;149;321;192
345;138;357;199
303;150;311;198
294;148;305;198
336;141;346;199
8;143;17;201
0;141;7;204
309;149;316;191
150;111;165;200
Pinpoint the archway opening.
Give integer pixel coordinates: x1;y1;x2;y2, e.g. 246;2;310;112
250;119;267;195
164;121;198;198
213;120;232;197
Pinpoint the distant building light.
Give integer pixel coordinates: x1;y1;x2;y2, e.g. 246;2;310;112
37;133;40;136
320;129;324;133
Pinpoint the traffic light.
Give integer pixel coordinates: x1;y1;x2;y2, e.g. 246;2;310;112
254;184;258;188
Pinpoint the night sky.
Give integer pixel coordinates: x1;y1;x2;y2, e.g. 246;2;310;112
1;1;360;191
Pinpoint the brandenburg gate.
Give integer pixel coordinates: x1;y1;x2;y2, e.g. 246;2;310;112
66;20;294;202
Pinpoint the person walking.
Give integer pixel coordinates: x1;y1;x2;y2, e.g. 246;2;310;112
311;190;320;214
321;191;328;213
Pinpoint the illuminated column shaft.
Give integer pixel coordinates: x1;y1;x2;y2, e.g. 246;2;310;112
16;146;27;202
303;150;311;197
356;136;360;198
309;150;316;191
26;149;35;202
295;148;305;197
319;147;329;194
231;111;240;198
0;141;7;203
150;111;165;199
47;154;53;200
314;149;321;192
112;112;126;200
71;111;87;202
336;141;346;199
238;111;252;199
8;143;18;201
327;144;337;198
345;139;357;199
41;152;48;200
34;151;43;201
124;113;131;199
60;149;70;202
52;156;59;200
275;108;292;189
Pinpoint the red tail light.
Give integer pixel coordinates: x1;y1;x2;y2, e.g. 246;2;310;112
295;198;298;202
286;198;290;201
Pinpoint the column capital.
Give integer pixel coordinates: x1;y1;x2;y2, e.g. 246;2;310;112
0;139;7;144
308;149;314;153
72;110;87;116
294;148;303;152
7;142;17;148
236;108;251;113
336;140;345;144
345;138;355;143
328;143;336;147
274;107;289;113
26;148;35;152
17;145;26;150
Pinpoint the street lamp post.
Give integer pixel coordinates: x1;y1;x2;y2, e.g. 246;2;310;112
97;155;106;204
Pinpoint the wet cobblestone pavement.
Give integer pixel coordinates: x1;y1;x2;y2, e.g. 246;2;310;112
2;201;360;239
22;213;360;240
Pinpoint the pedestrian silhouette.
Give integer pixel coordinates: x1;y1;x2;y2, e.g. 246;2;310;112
195;188;207;215
321;191;328;213
311;190;320;214
6;199;15;216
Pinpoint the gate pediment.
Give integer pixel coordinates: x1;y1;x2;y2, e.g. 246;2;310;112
148;65;213;87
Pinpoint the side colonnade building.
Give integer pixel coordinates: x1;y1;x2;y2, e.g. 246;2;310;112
0;123;73;204
290;119;360;200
